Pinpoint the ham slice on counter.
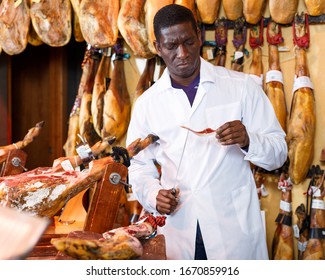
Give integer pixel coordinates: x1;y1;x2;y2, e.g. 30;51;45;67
134;57;156;101
214;17;227;67
144;0;174;55
265;21;287;132
91;48;112;138
196;0;220;24
51;214;166;260
221;0;243;21
30;0;71;47
295;203;309;259
118;0;154;59
242;0;266;24
0;134;159;218
272;173;294;260
0;0;30;55
63;46;101;157
231;17;247;72
79;0;119;48
286;13;316;185
0;121;44;165
269;0;298;25
101;43;131;144
248;20;264;87
303;173;325;260
70;0;84;42
304;0;325;16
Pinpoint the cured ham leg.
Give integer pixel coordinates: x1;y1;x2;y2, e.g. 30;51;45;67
63;46;101;157
269;0;298;25
272;173;294;260
248;21;264;87
91;48;112;138
51;214;166;260
101;43;131;144
79;0;119;48
134;57;156;101
30;0;71;47
304;0;325;16
0;134;159;218
231;17;247;72
286;13;316;184
265;21;287;132
242;0;266;25
144;0;174;55
295;203;309;259
221;0;243;21
196;0;220;24
214;18;227;67
0;0;30;55
303;173;325;260
0;121;44;165
118;0;154;59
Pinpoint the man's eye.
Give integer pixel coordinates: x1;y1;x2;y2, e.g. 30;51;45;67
166;44;176;50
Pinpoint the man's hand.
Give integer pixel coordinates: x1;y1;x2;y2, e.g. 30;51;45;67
215;120;249;148
156;188;180;215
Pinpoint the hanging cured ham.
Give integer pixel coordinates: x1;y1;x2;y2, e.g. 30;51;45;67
248;20;264;87
231;17;247;72
30;0;71;47
101;42;131;144
304;0;325;16
28;21;43;46
221;0;243;21
196;0;220;24
0;134;159;218
303;173;325;260
134;57;156;101
144;0;174;55
272;173;294;260
295;203;309;259
269;0;298;25
70;0;84;42
286;13;316;185
118;0;154;59
0;0;30;55
79;0;119;48
0;121;44;165
91;48;112;138
265;21;287;132
214;17;227;67
63;46;101;157
242;0;266;24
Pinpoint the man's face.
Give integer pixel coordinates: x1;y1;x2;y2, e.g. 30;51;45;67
154;21;202;84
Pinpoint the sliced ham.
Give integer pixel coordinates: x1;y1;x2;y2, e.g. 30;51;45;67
144;0;174;55
242;0;266;24
30;0;71;47
272;174;294;260
269;0;298;24
118;0;154;59
0;0;30;55
221;0;243;21
79;0;119;48
196;0;220;24
265;21;287;132
91;48;112;138
101;44;131;144
304;0;325;16
286;13;315;184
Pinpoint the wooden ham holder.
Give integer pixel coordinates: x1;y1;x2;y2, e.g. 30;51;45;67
27;160;167;260
0;149;27;177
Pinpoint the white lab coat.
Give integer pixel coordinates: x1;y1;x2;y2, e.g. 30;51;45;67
126;58;287;260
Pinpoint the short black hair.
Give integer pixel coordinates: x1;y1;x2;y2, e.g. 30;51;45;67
153;4;198;42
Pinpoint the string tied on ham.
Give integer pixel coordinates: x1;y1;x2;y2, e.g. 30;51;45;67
215;18;228;47
292;13;310;49
249;19;264;49
266;22;284;46
278;176;293;192
232;17;247;49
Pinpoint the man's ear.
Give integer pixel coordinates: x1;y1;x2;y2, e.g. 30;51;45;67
197;28;203;47
154;40;161;56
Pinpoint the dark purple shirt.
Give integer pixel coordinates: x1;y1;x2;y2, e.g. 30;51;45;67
171;74;200;106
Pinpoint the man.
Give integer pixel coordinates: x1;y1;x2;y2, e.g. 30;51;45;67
126;4;287;260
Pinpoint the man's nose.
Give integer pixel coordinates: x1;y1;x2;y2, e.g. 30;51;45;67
177;44;189;58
